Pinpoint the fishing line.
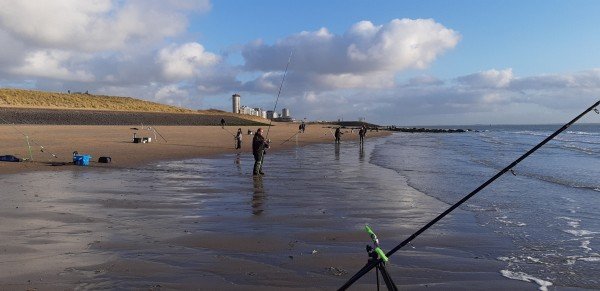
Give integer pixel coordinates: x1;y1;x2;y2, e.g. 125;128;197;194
280;130;301;145
221;126;236;138
0;115;59;160
339;99;600;290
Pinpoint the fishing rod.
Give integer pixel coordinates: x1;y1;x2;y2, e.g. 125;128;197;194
0;115;59;160
280;130;301;145
339;99;600;290
264;51;293;141
151;126;168;143
257;50;292;168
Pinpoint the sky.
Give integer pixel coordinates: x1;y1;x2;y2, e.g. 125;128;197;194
1;0;600;125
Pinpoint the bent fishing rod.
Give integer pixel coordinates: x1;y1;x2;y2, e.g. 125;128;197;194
339;99;600;290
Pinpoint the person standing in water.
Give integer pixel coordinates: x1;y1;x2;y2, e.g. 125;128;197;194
252;128;270;176
235;128;243;149
358;126;366;144
334;127;343;144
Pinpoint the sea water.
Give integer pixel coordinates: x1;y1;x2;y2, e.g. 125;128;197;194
372;124;600;289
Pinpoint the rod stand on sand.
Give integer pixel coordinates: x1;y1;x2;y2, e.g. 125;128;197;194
25;135;33;161
362;225;397;291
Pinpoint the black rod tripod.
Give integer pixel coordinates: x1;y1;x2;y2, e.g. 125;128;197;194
365;245;397;291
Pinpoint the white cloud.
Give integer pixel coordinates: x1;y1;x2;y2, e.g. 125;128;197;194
155;84;191;106
0;0;209;52
11;50;95;82
456;69;514;88
157;43;220;80
242;18;460;90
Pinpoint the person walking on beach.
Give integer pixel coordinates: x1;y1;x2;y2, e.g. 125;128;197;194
334;127;343;144
235;128;243;149
220;118;226;129
252;128;270;176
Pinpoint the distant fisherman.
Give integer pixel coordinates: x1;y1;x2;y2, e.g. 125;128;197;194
335;127;343;144
359;125;366;144
252;128;270;176
235;128;243;149
220;118;226;129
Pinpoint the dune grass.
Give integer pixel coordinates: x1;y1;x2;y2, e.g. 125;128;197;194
0;88;194;113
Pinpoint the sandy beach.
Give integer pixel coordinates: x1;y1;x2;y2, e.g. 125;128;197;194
0;123;407;290
0;123;387;175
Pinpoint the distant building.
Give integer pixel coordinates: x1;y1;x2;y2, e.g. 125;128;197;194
266;110;279;119
282;108;290;118
232;94;241;114
240;105;258;116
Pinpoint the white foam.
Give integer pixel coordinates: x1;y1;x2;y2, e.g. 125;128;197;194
563;229;598;237
558;216;581;228
526;256;543;264
581;240;592;252
578;256;600;262
495;216;527;227
500;270;553;291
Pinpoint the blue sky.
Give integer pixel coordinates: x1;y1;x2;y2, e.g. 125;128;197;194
1;0;600;125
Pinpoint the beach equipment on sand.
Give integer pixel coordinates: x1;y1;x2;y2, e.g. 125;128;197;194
72;151;92;166
363;225;396;291
339;99;600;290
98;156;111;163
0;115;59;161
131;125;167;143
0;155;22;162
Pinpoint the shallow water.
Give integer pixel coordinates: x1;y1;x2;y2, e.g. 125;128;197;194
373;124;600;289
2;126;598;289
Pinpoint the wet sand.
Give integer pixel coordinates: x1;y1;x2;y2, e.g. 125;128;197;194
0;134;533;290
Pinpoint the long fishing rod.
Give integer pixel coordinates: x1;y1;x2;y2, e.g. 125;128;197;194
151;126;168;143
264;51;293;140
0;115;59;160
339;99;600;290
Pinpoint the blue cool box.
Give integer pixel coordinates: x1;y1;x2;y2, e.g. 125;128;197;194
73;154;91;166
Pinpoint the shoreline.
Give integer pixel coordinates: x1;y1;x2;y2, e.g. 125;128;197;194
0;123;391;175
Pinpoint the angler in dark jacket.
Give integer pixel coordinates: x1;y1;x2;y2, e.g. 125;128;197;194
252;128;270;176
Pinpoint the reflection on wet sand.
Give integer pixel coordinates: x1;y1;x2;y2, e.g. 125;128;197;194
334;143;340;160
359;143;365;162
252;176;265;215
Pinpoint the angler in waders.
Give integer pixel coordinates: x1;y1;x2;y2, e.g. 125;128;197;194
252;128;270;176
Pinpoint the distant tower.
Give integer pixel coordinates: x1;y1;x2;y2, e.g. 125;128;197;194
232;94;241;114
282;108;290;118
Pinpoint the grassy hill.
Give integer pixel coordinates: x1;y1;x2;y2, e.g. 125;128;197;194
0;88;194;113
